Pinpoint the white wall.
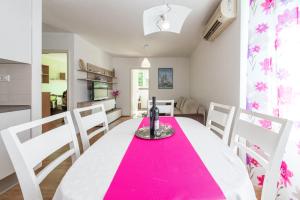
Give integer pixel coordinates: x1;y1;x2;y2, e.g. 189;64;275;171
112;57;190;115
0;0;42;192
31;0;42;132
0;64;31;105
73;35;112;106
189;1;243;109
42;33;113;109
74;35;112;69
42;32;75;109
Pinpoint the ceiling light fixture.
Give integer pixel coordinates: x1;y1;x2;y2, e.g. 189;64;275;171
156;4;171;31
143;4;192;35
141;57;151;68
141;44;151;68
157;14;171;31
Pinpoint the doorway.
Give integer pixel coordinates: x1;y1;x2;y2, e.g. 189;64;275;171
131;69;149;118
41;52;68;118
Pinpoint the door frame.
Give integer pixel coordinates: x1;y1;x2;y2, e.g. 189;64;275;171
130;69;149;116
42;50;71;111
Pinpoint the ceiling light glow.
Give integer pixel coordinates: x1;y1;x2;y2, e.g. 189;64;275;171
143;4;192;35
158;15;171;31
141;58;151;68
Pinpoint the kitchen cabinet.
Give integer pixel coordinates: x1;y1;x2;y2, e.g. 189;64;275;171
42;65;50;83
0;0;32;64
0;108;31;180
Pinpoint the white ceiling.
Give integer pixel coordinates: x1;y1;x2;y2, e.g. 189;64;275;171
43;0;220;57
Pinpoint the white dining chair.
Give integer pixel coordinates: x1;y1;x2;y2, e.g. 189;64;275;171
73;104;109;152
206;102;235;144
230;109;292;200
148;100;175;116
0;112;80;200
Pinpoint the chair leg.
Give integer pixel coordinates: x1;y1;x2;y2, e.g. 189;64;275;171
254;185;262;200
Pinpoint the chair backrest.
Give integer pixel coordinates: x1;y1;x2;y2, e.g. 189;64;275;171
206;102;235;144
73;104;109;151
148;100;175;116
1;112;80;200
230;109;292;200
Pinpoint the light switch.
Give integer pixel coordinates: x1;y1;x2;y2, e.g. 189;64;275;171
0;75;10;82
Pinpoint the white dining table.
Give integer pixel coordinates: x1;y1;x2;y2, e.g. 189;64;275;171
53;117;256;200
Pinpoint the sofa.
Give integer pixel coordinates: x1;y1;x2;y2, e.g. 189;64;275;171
174;97;206;125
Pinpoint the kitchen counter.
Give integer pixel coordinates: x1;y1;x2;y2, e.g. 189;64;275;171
0;105;31;113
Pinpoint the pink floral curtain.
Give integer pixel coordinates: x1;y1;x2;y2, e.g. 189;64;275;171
247;0;300;199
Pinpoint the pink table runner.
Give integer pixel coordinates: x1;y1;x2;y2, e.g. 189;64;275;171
104;117;225;199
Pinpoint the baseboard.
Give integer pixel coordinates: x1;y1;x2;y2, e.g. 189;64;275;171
0;173;18;195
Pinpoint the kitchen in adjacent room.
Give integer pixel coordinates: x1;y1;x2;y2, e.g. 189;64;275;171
42;52;68;117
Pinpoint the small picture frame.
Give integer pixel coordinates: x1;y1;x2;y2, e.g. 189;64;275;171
158;68;173;89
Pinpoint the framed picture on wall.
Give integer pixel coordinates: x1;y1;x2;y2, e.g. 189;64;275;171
158;68;173;89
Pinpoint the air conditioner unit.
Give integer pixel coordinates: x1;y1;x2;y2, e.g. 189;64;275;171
203;0;237;41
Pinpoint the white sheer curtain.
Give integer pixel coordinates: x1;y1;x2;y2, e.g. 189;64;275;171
246;0;300;199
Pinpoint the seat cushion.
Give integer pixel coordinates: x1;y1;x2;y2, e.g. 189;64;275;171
197;105;206;123
181;99;199;114
174;107;182;115
179;97;187;110
198;105;206;115
176;96;184;109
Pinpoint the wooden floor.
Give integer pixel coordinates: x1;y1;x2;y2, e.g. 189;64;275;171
0;116;131;200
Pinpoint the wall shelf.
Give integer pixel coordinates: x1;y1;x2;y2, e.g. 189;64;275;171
77;78;117;84
77;69;116;78
50;78;68;81
77;62;117;99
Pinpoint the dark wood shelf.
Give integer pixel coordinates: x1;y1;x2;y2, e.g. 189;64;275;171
42;65;49;83
77;78;117;84
93;87;111;89
77;69;115;78
51;78;68;81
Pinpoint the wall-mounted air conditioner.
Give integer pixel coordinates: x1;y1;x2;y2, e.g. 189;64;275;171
203;0;237;41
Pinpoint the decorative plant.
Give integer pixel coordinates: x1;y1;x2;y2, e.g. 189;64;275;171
112;90;120;98
112;90;120;109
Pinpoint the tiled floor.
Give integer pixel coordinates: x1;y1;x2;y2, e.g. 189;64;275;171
0;116;131;200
